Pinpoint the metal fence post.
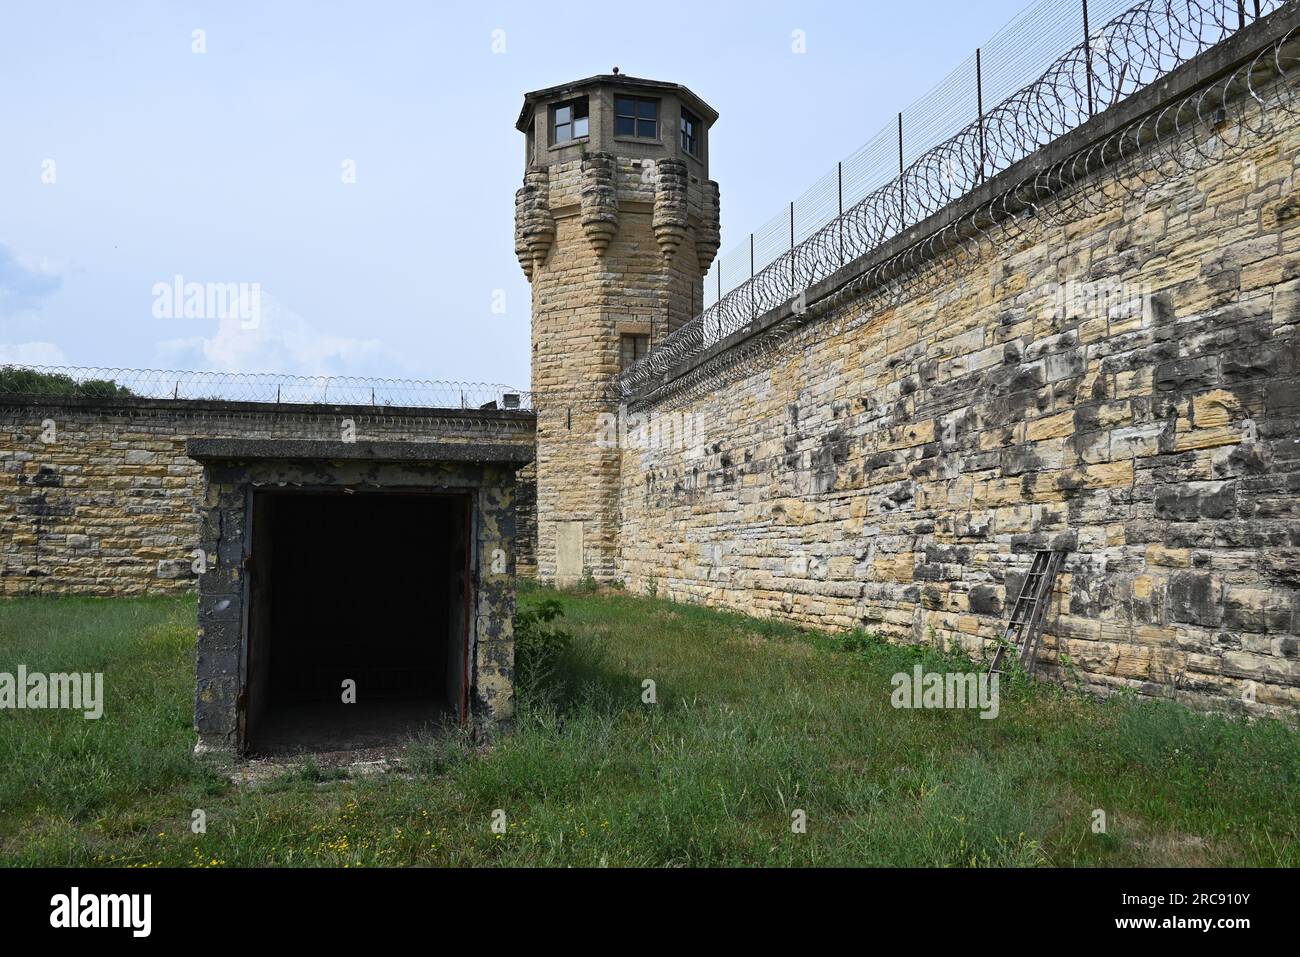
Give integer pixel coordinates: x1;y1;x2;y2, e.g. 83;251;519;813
789;201;795;290
898;112;906;229
1083;0;1095;117
750;232;756;318
976;47;987;183
837;161;845;264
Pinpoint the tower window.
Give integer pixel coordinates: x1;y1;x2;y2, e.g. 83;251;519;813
552;98;589;144
680;109;700;156
615;96;658;138
620;333;649;369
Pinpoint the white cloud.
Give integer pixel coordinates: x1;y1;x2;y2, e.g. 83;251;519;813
0;244;62;316
0;245;70;368
154;292;400;376
0;341;69;365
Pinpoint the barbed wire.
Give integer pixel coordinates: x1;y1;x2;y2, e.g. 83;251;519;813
0;365;533;412
620;22;1300;411
619;0;1290;401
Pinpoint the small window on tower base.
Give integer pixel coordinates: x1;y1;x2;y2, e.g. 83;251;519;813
620;333;649;370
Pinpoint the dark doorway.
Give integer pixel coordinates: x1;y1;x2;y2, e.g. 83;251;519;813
242;489;472;754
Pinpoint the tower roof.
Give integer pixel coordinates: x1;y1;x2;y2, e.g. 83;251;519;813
516;74;718;133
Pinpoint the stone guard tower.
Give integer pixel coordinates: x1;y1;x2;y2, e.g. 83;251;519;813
516;74;720;585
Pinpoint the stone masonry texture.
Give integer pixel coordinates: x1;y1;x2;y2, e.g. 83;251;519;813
0;398;536;595
616;83;1300;718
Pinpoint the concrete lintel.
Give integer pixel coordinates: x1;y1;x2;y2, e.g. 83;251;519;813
185;438;535;466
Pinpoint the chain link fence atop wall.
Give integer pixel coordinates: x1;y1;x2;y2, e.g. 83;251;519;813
0;365;532;412
623;0;1287;398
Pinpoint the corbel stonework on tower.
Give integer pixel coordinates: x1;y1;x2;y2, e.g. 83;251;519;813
514;167;555;279
580;152;619;255
652;158;689;265
513;187;530;277
696;179;721;273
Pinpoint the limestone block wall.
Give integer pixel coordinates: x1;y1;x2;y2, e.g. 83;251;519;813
530;205;628;584
617;100;1300;715
528;152;715;584
0;397;536;595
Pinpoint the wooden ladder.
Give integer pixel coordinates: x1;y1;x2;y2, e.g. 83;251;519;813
988;550;1064;678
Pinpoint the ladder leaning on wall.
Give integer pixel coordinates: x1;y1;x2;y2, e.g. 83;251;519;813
988;550;1065;678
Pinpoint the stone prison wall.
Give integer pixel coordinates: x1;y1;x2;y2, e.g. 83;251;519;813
0;397;537;596
617;64;1300;717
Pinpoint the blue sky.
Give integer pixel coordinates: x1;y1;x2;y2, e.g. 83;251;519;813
0;0;1030;389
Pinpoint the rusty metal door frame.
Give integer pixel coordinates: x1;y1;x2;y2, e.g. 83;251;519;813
459;489;477;727
235;484;255;752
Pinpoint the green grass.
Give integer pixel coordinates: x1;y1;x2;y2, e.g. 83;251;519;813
0;587;1296;867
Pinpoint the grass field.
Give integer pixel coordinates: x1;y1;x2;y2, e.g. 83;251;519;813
0;587;1296;867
